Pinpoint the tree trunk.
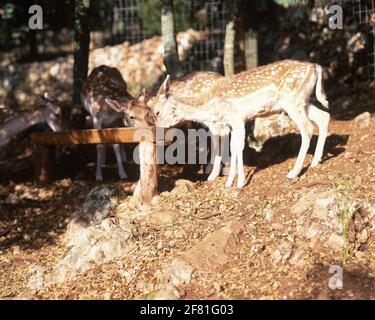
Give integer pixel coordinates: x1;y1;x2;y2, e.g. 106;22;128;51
243;0;258;70
224;0;242;76
73;0;91;128
244;29;258;70
235;11;247;73
161;0;182;78
29;31;38;59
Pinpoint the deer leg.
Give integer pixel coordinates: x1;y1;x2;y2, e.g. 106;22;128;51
225;131;238;187
93;117;106;181
306;104;330;167
120;144;127;162
235;127;246;188
205;133;216;175
207;134;222;181
285;106;313;179
113;144;128;179
96;144;106;181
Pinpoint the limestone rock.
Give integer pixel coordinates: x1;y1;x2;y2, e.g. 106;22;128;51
48;186;134;284
171;179;195;195
155;220;245;299
294;189;372;254
144;209;179;226
292;189;320;215
50;218;135;284
272;240;294;264
354;112;371;129
77;186;118;226
175;220;244;272
248;114;295;152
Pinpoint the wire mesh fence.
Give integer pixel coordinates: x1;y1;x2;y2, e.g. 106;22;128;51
179;0;227;73
111;0;147;44
104;0;228;73
105;0;374;77
352;0;375;78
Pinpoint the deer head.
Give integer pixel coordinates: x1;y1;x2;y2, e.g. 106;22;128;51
149;75;179;128
105;89;156;127
35;93;68;132
150;72;224;128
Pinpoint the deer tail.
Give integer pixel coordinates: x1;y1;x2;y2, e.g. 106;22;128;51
315;64;329;109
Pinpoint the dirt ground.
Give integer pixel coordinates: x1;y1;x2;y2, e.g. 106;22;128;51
0;112;374;299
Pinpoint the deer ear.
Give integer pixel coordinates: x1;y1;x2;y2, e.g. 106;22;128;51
35;94;47;105
138;88;147;104
48;105;62;115
146;108;156;126
44;92;57;101
105;99;123;112
36;94;61;114
157;74;171;97
126;101;134;111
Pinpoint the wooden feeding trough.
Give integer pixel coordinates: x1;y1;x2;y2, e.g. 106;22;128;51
30;127;169;204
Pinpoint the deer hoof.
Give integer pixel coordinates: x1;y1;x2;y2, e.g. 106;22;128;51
286;170;299;180
119;172;128;180
237;179;245;189
310;159;320;168
225;179;234;187
205;164;213;175
207;173;219;181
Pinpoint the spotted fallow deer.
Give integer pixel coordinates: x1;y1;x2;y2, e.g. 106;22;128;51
151;60;330;188
0;93;67;147
81;65;155;181
147;71;224;176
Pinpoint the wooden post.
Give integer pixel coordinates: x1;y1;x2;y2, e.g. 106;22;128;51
34;145;56;185
138;139;158;204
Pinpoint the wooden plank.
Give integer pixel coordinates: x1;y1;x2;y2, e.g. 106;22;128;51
30;127;154;145
30;127;176;145
34;145;56;185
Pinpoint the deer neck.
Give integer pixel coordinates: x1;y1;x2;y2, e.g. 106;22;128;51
172;97;213;123
0;109;45;141
170;96;232;136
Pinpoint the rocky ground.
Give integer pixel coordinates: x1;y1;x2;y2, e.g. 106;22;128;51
0;110;374;300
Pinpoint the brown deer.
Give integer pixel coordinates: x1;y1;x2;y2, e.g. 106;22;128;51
151;60;330;188
0;93;67;147
81;65;155;181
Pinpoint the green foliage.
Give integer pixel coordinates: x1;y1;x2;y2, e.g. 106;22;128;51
332;173;361;263
0;1;76;51
138;0;190;36
1;2;27;49
3;2;16;19
274;0;337;6
139;0;161;35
